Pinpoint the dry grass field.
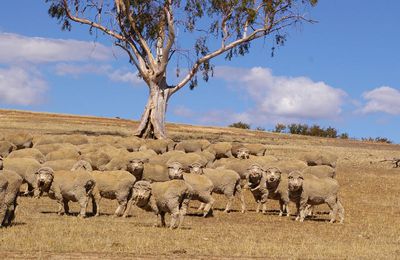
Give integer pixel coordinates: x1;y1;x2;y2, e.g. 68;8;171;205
0;109;400;259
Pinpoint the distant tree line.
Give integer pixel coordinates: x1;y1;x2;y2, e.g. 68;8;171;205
228;122;392;144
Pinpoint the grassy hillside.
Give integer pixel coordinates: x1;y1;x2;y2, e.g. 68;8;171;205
0;109;399;258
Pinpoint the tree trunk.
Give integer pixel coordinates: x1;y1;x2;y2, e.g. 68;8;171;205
134;79;171;139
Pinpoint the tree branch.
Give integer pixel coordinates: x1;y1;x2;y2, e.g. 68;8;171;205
171;14;303;95
118;0;157;71
62;0;124;41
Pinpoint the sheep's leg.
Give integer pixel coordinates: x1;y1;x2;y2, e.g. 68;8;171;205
256;202;261;213
77;198;88;218
279;200;284;217
224;194;234;213
123;196;135;218
160;212;166;227
235;183;246;213
295;201;301;221
305;205;314;217
93;195;101;217
261;203;267;215
0;203;8;227
202;195;215;217
169;210;180;229
198;203;205;211
326;198;337;223
284;202;290;217
63;199;69;215
54;193;65;216
114;199;127;217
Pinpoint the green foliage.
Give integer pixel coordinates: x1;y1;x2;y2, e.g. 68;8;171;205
273;123;286;133
361;137;392;144
339;133;349;139
229;121;250;129
278;123;342;139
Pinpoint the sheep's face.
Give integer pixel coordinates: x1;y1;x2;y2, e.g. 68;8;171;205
128;159;144;173
35;167;54;192
288;171;304;192
265;167;282;183
189;163;204;175
132;181;152;207
237;148;250;160
167;162;184;179
247;164;264;188
72;160;92;171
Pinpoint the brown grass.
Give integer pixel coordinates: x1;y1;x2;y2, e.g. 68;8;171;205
0;109;400;259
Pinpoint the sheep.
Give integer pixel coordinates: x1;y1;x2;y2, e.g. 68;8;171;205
168;161;214;217
194;150;216;166
0;170;23;227
122;159;170;182
0;141;17;158
189;162;245;213
80;145;129;170
262;167;290;216
89;170;136;217
60;134;89;146
43;159;79;171
34;143;72;156
100;151;156;179
211;156;279;180
45;146;81;161
5;132;33;149
300;151;338;168
148;150;186;165
0;157;42;196
115;137;144;152
71;160;93;171
89;135;121;145
35;167;95;218
302;165;336;179
174;139;211;153
139;139;175;154
33;135;65;146
124;180;192;229
7;148;46;163
288;170;344;223
268;159;308;174
244;143;267;156
246;164;289;216
166;153;208;170
206;142;233;159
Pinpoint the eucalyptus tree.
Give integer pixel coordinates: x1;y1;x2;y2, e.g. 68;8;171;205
46;0;317;139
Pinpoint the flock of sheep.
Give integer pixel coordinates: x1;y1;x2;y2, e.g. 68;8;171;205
0;132;344;229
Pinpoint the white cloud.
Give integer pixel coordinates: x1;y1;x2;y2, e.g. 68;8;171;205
172;105;195;118
360;86;400;115
109;69;142;85
55;63;143;86
0;67;47;105
0;32;111;64
214;66;347;124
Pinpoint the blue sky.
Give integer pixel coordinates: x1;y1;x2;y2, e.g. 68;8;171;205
0;1;399;143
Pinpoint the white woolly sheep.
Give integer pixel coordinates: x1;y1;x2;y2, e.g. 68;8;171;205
0;170;23;227
168;161;215;217
8;148;46;163
125;180;192;229
35;167;95;218
288;170;344;223
189;162;245;213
